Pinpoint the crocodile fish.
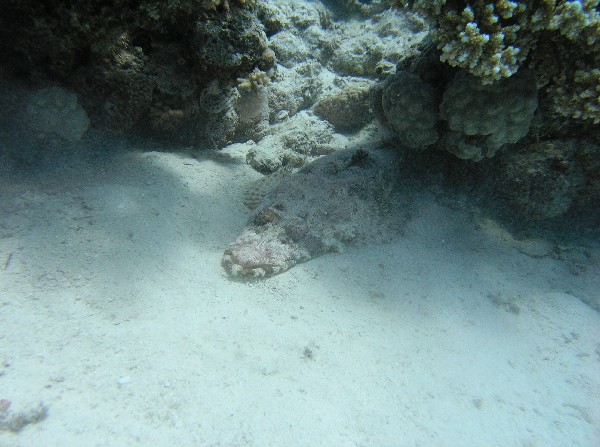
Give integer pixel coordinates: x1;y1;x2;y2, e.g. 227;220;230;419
222;146;401;278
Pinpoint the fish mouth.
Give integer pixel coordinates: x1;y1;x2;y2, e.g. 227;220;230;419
222;224;310;278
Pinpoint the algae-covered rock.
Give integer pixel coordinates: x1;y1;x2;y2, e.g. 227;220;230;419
328;9;427;77
0;0;268;144
246;111;340;174
313;80;374;133
193;8;268;77
0;83;89;146
490;139;586;220
22;86;90;143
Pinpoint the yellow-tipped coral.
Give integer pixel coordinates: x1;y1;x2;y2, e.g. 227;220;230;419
399;0;600;123
237;68;272;91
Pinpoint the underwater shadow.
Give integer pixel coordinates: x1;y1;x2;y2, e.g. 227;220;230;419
0;130;251;318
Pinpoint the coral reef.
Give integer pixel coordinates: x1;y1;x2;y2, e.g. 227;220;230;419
0;0;267;143
398;0;600;124
199;0;257;11
0;0;429;144
372;67;538;160
149;103;185;133
199;81;238;114
245;111;340;174
265;3;426;77
327;9;428;77
374;1;598;229
193;8;267;77
269;31;315;68
322;0;409;18
267;61;324;124
440;69;538;160
372;70;439;149
549;67;600;124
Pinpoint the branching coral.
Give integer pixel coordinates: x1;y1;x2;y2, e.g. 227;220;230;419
237;68;272;91
399;0;533;83
547;0;600;43
551;68;600;123
399;0;600;123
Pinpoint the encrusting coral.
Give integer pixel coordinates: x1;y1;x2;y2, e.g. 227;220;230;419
398;0;600;124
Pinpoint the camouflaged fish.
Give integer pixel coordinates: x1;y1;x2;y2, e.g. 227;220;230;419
223;146;401;278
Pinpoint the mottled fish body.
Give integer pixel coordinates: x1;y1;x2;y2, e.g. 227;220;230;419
223;146;401;278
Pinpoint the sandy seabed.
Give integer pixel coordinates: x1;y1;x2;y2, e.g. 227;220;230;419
0;136;599;447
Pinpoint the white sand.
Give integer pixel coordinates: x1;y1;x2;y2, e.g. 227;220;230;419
1;138;599;447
